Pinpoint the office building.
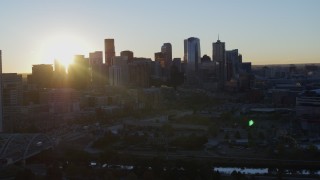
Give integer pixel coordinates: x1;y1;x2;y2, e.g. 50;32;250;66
212;39;226;89
120;50;134;63
109;56;128;86
128;60;150;88
185;37;201;73
226;49;241;81
89;51;103;65
2;73;23;106
172;58;182;72
47;88;80;114
68;55;90;89
161;43;172;68
104;39;115;66
53;60;66;88
0;50;3;132
30;64;54;88
89;51;105;87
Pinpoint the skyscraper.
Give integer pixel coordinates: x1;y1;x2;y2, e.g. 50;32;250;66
68;55;90;89
226;49;241;81
53;60;66;88
184;37;201;73
104;39;115;66
31;64;54;88
0;50;3;132
89;51;105;87
184;37;201;85
89;51;103;65
161;43;172;68
212;39;225;63
212;38;226;89
2;73;23;106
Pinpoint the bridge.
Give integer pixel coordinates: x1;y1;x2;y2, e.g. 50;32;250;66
0;133;54;166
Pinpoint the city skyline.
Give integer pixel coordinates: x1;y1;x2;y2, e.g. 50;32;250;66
0;0;320;73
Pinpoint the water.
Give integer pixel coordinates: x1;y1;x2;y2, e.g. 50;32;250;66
213;167;320;175
213;167;268;174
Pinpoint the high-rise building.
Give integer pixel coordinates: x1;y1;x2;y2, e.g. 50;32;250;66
2;73;23;106
68;55;90;89
54;59;66;73
212;39;225;62
226;49;241;81
212;39;226;89
183;39;187;62
89;51;105;87
53;59;66;88
0;50;3;132
184;37;201;85
172;58;182;72
30;64;54;88
104;39;115;66
161;43;172;68
184;37;201;73
89;51;103;65
154;52;165;68
120;50;134;63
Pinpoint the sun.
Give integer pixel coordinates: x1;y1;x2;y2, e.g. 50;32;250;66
41;33;88;68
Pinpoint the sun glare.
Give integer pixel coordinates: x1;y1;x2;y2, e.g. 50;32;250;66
41;33;88;68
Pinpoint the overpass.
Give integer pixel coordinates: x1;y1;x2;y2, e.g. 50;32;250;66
0;133;53;166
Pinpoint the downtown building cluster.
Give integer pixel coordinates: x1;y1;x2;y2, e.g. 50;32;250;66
0;36;320;136
0;37;253;132
24;37;252;92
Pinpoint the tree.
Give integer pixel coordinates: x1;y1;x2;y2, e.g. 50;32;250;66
258;131;265;140
161;123;174;136
224;133;230;140
15;169;35;180
234;131;241;139
208;124;218;137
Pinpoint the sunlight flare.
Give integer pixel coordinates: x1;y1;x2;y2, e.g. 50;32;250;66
40;33;89;68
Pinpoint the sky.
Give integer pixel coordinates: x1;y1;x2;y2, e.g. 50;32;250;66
0;0;320;73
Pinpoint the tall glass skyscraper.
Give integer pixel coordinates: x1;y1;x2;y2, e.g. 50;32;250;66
184;37;201;73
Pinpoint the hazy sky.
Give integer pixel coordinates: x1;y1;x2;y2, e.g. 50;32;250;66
1;0;320;73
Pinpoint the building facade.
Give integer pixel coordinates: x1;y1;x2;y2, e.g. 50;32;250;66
184;37;201;84
30;64;54;88
185;37;201;73
89;51;106;87
104;39;115;66
2;73;23;106
109;56;128;86
212;39;226;89
0;50;3;132
68;55;90;89
161;43;172;68
120;50;134;63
